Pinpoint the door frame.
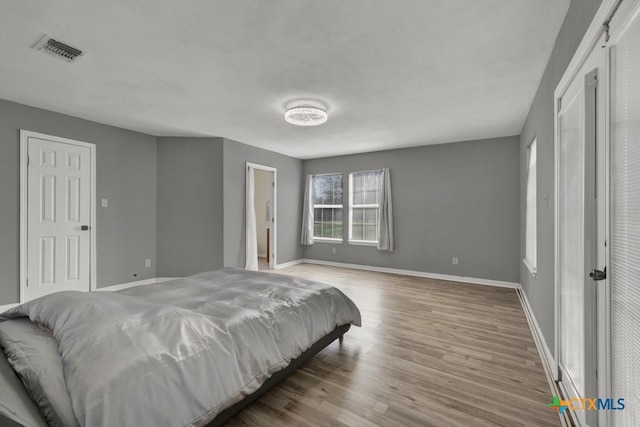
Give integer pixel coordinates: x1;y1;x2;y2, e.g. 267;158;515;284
20;130;97;303
246;162;277;269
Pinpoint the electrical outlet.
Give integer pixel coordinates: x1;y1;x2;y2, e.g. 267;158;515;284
332;247;336;254
452;257;459;265
145;259;151;268
101;199;108;207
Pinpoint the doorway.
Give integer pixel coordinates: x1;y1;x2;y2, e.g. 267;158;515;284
20;130;96;303
254;169;274;271
245;163;276;270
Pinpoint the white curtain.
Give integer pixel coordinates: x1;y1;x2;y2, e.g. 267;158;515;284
245;165;258;270
300;174;314;245
377;168;394;251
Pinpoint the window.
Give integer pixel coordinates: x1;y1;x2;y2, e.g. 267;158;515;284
313;174;343;240
524;138;537;275
349;170;382;244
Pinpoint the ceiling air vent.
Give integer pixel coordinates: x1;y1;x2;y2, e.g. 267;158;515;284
33;35;83;62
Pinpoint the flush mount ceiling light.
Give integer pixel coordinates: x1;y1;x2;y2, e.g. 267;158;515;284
284;102;328;126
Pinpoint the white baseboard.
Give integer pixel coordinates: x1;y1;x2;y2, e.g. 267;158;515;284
95;277;178;292
275;259;305;269
517;288;556;377
0;303;19;313
300;258;521;289
258;253;267;258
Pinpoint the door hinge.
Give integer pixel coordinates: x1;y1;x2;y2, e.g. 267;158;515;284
272;182;275;187
27;156;30;165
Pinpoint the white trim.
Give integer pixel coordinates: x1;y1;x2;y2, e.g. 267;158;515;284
347;240;377;247
95;277;178;292
258;252;267;258
95;278;158;292
20;130;97;303
313;204;343;209
301;259;521;289
313;237;343;244
20;135;27;303
553;74;561;383
518;288;555;371
246;162;277;269
555;0;621;100
517;289;568;427
275;259;305;269
522;258;537;277
312;172;343;177
0;303;19;313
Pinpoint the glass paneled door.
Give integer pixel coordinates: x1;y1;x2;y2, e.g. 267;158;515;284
556;33;606;427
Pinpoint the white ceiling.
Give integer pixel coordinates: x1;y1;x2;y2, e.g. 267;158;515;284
0;0;569;159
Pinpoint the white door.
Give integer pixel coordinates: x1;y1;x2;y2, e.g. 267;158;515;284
556;34;606;427
24;133;93;301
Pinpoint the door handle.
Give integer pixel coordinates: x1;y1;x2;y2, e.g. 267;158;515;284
81;225;90;231
589;267;606;281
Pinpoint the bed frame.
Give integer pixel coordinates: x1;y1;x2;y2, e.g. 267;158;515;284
208;324;351;426
0;324;351;427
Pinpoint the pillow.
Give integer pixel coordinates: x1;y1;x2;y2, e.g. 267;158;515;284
0;353;48;427
0;318;78;427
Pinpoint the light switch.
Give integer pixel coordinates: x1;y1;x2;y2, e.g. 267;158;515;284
101;199;108;207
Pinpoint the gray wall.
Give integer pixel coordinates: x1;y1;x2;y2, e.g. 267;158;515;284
156;137;224;277
520;0;603;354
222;138;304;268
0;99;157;304
304;136;520;283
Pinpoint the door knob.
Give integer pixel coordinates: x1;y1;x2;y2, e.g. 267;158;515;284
589;267;606;281
81;225;90;231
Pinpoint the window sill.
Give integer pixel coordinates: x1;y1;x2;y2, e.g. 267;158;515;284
348;240;378;247
523;258;537;278
314;238;343;244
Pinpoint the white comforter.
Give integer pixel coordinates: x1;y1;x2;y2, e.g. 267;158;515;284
1;268;361;426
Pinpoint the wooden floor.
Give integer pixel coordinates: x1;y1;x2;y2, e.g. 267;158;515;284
226;264;560;427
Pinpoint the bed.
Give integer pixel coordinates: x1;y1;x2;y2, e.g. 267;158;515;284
0;268;361;427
